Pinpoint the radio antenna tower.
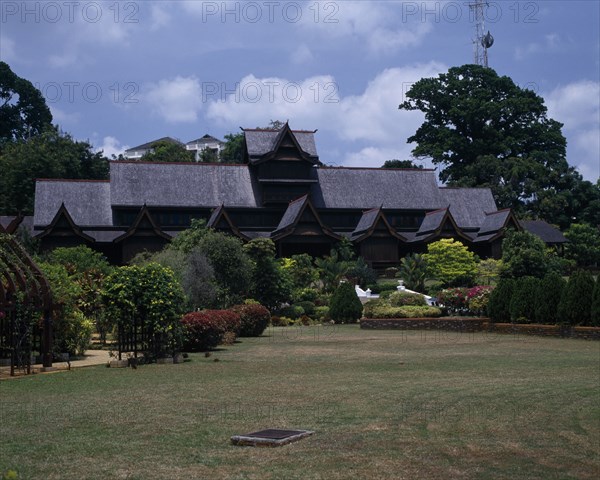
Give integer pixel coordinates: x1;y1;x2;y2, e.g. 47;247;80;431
469;0;494;67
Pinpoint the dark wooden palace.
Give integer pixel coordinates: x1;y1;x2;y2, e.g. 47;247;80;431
33;123;524;266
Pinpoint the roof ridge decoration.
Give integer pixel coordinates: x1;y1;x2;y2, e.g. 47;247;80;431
35;202;95;242
350;206;406;242
244;123;321;166
114;204;171;243
271;195;341;241
207;204;249;241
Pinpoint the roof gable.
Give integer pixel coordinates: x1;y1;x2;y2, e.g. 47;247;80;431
439;188;498;229
414;208;471;243
207;204;249;241
243;124;320;164
271;195;341;241
351;207;406;242
114;205;171;243
36;203;94;242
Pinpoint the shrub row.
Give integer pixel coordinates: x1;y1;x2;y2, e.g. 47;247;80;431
181;303;271;351
488;271;600;326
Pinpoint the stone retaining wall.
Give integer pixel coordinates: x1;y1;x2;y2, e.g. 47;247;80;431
360;318;600;340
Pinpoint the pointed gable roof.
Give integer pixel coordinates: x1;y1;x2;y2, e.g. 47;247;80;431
114;205;171;243
474;209;521;243
243;123;320;165
413;207;471;243
207;204;249;241
271;195;341;241
350;207;406;242
36;203;95;242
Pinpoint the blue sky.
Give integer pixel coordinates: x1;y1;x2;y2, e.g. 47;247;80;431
1;1;598;181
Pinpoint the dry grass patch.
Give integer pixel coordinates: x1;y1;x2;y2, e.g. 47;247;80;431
0;325;598;479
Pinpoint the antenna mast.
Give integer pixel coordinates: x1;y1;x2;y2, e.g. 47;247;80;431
469;0;494;67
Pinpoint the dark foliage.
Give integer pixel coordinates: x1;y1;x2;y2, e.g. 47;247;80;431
329;282;363;324
181;310;241;351
487;278;515;323
534;273;566;324
510;277;540;323
558;270;595;326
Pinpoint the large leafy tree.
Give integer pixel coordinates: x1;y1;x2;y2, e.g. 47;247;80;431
220;132;245;163
382;159;423;169
399;65;579;221
0;61;52;145
0;126;109;214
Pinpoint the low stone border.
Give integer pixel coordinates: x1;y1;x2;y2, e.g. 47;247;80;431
360;317;488;332
360;317;600;340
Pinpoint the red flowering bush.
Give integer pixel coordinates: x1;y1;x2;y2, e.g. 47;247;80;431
466;286;494;316
437;288;470;315
231;304;271;337
181;310;241;351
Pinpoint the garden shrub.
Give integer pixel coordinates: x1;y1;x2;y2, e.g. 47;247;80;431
558;270;595;326
591;279;600;327
270;316;292;327
180;310;241;351
365;304;442;319
55;310;94;357
379;290;395;299
231;304;270;337
329;281;363;324
534;272;566;324
466;286;494;316
314;306;330;321
487;278;515;323
294;301;316;317
292;287;318;303
385;267;399;278
366;282;398;295
437;288;470;315
423;239;478;286
510;277;540;323
398;253;427;292
388;291;426;307
276;305;305;320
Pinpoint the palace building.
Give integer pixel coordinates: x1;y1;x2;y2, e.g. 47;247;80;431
32;123;525;266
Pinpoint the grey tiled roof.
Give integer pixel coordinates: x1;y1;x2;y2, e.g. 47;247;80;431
244;129;318;161
520;220;568;244
352;208;380;236
110;162;260;208
273;196;308;235
478;210;511;235
416;209;448;236
439;188;498;228
312;168;445;210
82;230;126;242
34;180;113;227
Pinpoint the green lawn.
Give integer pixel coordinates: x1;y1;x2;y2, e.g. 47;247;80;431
1;325;598;480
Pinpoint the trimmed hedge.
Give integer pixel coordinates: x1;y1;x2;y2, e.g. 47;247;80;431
231;304;271;337
388;291;426;307
534;273;566;324
181;310;241;351
488;278;515;323
363;300;441;319
592;279;600;326
510;277;540;323
558;270;595;326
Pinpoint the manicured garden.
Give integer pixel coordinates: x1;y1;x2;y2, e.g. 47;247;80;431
1;325;599;480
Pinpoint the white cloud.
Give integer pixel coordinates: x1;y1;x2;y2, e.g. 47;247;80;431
150;3;171;30
50;106;81;126
545;80;600;181
298;1;435;54
206;62;447;165
94;136;129;158
145;76;204;123
515;33;564;60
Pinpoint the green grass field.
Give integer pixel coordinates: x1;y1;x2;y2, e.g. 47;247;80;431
1;325;598;480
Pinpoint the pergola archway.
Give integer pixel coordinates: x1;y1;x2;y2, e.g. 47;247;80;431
0;232;53;376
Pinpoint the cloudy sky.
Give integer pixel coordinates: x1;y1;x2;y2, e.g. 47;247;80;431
1;0;598;181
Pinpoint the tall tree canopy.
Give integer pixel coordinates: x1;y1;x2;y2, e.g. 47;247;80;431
399;65;590;226
382;159;423;169
0;126;109;214
0;62;52;145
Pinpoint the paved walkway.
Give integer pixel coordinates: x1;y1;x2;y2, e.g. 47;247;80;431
0;349;111;379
